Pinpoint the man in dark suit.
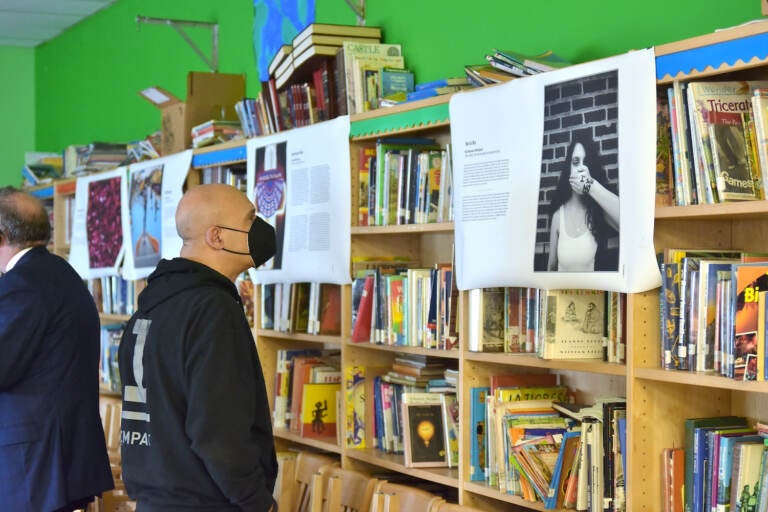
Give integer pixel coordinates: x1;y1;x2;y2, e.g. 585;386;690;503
0;186;113;511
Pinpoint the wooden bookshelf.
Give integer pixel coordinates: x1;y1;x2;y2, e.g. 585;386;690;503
33;18;768;512
628;20;768;512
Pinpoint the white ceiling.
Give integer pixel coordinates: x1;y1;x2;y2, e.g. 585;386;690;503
0;0;118;47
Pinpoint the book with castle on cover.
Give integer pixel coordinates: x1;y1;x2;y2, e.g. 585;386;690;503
539;289;607;360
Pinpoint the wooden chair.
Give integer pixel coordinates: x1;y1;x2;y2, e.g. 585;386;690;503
433;502;487;512
309;465;380;512
100;490;136;512
290;451;338;512
371;482;445;512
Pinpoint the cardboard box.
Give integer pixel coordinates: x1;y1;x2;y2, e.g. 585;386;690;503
140;72;245;155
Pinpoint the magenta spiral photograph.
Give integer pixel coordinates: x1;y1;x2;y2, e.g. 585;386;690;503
87;176;123;269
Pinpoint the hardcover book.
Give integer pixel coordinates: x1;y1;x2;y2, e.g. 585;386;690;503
341;41;403;115
300;382;340;439
401;392;448;467
731;262;768;380
686;81;768;203
540;289;607;360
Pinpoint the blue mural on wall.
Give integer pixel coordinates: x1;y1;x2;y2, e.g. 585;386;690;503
254;0;316;81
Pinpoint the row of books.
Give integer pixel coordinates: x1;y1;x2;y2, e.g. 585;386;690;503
668;415;768;512
659;249;768;380
272;349;341;441
260;282;342;336
199;165;247;192
234;76;328;138
470;374;626;511
358;137;454;227
658;81;768;206
99;324;124;393
88;276;141;316
349;262;458;351
467;287;627;364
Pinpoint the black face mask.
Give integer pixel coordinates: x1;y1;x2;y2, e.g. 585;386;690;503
218;216;276;268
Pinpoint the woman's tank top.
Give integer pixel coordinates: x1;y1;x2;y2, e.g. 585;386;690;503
556;207;597;271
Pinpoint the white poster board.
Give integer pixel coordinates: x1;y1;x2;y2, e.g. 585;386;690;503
247;115;352;285
450;49;660;293
69;167;127;279
121;150;192;280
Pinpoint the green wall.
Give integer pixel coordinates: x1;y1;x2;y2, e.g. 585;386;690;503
1;0;762;187
0;47;35;186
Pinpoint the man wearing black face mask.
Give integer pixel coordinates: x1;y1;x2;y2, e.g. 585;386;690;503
118;184;278;512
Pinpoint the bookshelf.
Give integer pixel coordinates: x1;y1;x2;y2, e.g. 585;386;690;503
257;19;768;512
629;19;768;512
30;18;768;510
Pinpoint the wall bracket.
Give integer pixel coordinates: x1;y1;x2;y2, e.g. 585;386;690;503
343;0;366;26
136;16;219;72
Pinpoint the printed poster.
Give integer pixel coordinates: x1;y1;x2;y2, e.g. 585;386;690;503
69;167;127;279
122;150;192;279
247;115;351;285
449;48;660;293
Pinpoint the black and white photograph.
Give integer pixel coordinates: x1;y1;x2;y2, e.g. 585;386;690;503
449;48;659;293
534;71;620;273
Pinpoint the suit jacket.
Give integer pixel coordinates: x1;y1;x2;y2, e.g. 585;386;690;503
0;246;113;511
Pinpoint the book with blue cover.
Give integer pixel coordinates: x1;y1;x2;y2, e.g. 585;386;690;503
470;386;490;481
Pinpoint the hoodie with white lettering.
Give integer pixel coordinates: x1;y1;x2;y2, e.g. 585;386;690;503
118;257;277;512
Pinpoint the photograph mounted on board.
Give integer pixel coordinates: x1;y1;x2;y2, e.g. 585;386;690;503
534;70;620;273
87;175;124;269
129;164;163;269
253;141;287;269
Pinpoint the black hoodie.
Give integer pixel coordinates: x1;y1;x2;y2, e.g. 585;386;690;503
118;258;277;511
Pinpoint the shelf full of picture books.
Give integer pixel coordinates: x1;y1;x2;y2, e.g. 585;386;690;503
633;19;768;512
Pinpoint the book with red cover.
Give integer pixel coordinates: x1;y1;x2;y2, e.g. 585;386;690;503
351;275;375;343
318;284;341;335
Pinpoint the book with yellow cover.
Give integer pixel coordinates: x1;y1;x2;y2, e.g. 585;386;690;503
300;382;340;439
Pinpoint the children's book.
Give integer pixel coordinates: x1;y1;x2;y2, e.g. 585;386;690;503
539;289;607;360
300;382;340;439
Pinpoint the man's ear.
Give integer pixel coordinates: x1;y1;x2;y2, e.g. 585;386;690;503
204;225;224;250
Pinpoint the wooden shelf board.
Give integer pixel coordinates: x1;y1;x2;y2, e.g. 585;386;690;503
464;351;627;375
256;329;342;345
462;482;547;510
345;341;460;359
351;222;454;235
635;367;768;393
344;448;459;487
655;200;768;220
273;429;343;454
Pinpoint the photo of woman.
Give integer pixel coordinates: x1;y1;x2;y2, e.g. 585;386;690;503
546;133;619;271
534;70;620;273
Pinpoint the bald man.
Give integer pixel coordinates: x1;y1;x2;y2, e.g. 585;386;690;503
0;187;113;511
119;184;278;512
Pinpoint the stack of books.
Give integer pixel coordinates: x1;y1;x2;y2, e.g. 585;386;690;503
269;23;382;90
464;49;570;88
485;49;571;77
22;151;63;186
191;119;242;148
